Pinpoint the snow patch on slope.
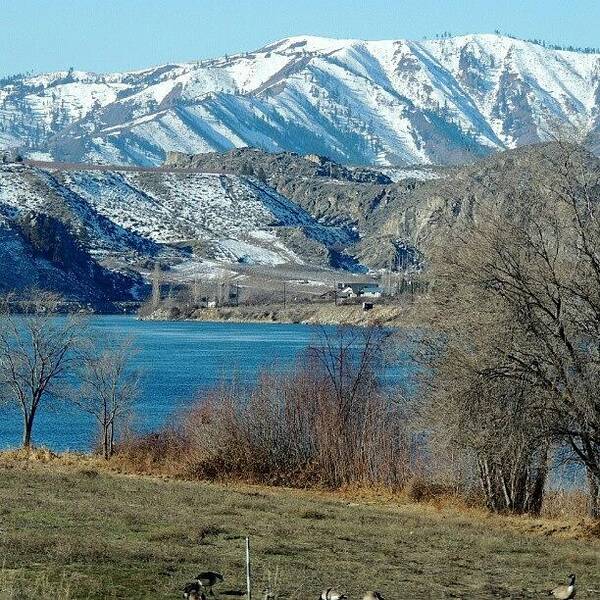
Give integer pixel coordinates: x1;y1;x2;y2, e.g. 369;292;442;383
0;164;356;273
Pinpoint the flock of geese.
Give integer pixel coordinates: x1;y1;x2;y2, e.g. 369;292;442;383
182;571;578;599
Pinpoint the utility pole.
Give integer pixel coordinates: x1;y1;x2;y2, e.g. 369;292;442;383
151;263;161;308
193;276;200;305
245;537;252;600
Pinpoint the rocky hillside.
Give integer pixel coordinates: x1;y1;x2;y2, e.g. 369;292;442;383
0;211;144;305
164;147;450;268
1;143;596;303
2;34;600;166
166;143;600;271
0;160;365;301
352;142;600;269
165;148;396;225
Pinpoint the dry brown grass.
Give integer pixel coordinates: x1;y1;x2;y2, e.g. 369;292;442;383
1;452;599;600
542;489;590;520
0;567;75;600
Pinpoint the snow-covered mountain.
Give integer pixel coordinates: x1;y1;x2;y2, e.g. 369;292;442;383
2;34;600;166
0;163;358;287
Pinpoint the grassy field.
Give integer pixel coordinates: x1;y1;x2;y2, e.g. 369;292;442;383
0;455;599;599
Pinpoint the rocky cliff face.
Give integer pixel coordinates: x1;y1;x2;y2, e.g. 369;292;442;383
0;159;369;302
0;143;596;302
166;143;600;272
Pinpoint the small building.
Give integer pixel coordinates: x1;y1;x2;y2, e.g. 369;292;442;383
336;282;383;298
337;286;358;299
1;149;23;164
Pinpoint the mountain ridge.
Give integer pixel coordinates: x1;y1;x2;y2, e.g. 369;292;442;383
2;33;599;166
1;142;596;303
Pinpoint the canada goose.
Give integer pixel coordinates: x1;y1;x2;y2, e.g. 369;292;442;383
196;572;224;596
548;574;576;599
263;586;276;600
319;589;347;600
362;592;384;600
183;581;207;600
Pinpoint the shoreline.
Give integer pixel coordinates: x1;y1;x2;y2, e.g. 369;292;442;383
139;302;409;327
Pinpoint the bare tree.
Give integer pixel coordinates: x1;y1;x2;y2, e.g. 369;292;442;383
0;292;86;449
74;339;140;459
422;330;550;514
307;325;391;413
422;141;600;516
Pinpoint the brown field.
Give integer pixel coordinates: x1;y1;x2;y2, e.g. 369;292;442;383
0;452;599;599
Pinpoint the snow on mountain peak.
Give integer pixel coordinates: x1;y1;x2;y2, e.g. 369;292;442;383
2;33;600;166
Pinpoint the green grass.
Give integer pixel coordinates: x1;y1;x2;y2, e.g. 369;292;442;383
0;459;598;599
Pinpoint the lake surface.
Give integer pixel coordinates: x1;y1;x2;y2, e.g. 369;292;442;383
0;316;409;451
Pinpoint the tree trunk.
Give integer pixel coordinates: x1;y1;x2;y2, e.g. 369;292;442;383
22;411;36;449
102;423;110;460
587;470;600;520
478;451;547;516
108;421;115;458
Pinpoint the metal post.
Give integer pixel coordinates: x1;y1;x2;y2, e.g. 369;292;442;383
245;536;252;600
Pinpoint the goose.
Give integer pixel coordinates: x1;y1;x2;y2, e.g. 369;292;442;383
319;589;347;600
362;592;384;600
183;581;207;600
263;586;276;600
196;572;224;596
548;574;576;600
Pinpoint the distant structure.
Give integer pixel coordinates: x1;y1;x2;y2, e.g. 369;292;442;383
336;282;383;299
151;263;162;307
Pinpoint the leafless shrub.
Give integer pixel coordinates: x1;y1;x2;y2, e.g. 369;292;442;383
542;490;589;520
113;428;187;475
117;327;415;489
403;475;457;503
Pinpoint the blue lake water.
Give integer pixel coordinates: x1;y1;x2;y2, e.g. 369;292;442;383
0;316;409;452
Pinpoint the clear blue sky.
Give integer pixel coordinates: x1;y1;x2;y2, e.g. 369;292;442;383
2;0;599;76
